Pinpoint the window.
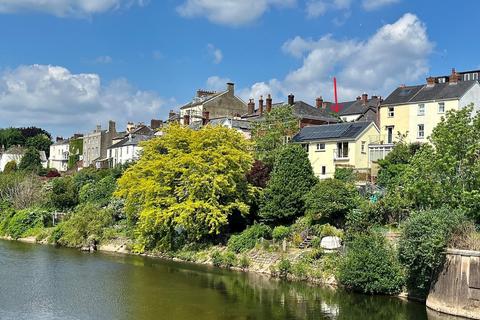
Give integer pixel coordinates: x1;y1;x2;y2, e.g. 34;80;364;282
386;126;394;144
316;143;325;151
465;73;471;81
301;143;309;152
473;73;478;80
417;104;425;116
361;141;366;153
283;136;291;145
417;124;425;139
336;142;349;159
438;77;446;83
388;107;394;117
321;166;326;175
438;102;445;113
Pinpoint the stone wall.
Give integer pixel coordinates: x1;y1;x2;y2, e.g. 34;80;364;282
426;248;480;319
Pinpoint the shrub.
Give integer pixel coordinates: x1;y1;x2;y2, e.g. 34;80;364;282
304;179;359;226
18;147;42;172
211;250;224;267
55;203;114;247
334;167;356;183
277;258;292;278
7;208;50;239
222;251;237;268
339;232;405;295
238;254;250;269
3;161;17;174
398;208;466;298
312;223;344;239
79;175;116;207
50;176;78;210
45;169;61;178
0;201;16;235
227;223;272;253
292;261;309;280
272;226;290;241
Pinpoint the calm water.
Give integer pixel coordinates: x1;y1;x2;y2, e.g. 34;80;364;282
0;240;453;320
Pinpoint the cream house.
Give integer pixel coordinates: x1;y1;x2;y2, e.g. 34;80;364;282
49;139;70;172
292;122;379;179
379;71;480;146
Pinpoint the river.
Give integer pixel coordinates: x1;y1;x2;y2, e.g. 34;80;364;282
0;240;456;320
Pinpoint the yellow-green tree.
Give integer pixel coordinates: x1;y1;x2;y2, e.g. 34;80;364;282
115;124;255;251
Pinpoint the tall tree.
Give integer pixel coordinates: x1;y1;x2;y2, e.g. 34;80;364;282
26;134;53;157
0;128;25;149
259;144;317;225
18;147;41;172
251;105;298;165
115;124;255;251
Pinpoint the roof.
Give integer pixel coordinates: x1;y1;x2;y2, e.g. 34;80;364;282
188;117;251;131
52;139;69;146
180;92;222;110
292;121;374;142
338;97;381;116
382;81;478;106
244;101;339;123
108;134;153;149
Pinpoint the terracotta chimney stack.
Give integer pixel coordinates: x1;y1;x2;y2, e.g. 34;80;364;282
266;94;272;113
258;95;264;115
315;96;323;108
361;93;368;105
450;68;460;84
426;76;435;86
247;99;255;114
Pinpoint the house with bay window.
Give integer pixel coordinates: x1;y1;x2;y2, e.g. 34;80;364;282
291;121;379;179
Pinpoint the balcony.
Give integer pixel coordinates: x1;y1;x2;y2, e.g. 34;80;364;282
333;149;349;161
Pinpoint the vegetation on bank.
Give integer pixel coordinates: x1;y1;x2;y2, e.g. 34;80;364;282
0;106;479;300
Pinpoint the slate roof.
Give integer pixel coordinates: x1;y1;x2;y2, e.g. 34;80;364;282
108;134;152;149
382;81;478;105
338;97;381;116
244;101;339;123
188;117;251;131
180;92;222;110
292;121;373;142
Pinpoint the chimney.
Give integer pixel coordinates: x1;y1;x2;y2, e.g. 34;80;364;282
266;94;272;113
108;120;116;134
361;93;368;104
247;99;255;114
371;95;378;100
356;96;361;101
202;111;210;125
258;96;264;115
315;96;323;109
288;94;294;106
56;136;63;143
450;68;460;84
426;76;435;87
96;124;101;132
150;119;162;130
183;114;190;126
227;82;234;95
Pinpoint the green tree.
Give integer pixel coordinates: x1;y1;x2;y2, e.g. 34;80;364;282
251;105;298;165
377;141;421;189
18;147;41;172
50;176;78;210
79;175;116;207
115;124;255;251
26;134;52;157
398;208;466;298
259;144;317;225
3;161;17;174
339;232;405;295
304;178;359;226
0;128;24;149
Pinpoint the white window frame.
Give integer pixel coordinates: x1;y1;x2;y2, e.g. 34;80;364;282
417;124;425;139
386;126;394;144
316;143;325;152
417;103;425;116
388;107;394;118
438;102;445;114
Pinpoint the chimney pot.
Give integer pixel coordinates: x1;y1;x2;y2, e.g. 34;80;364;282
426;76;436;86
315;96;323;108
247;98;255;114
450;68;460;84
288;94;294;106
361;93;368;104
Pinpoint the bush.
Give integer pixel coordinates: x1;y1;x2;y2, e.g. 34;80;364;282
3;161;17;174
304;179;359;226
227;223;272;253
312;223;344;239
45;169;61;178
277;258;292;278
292;261;309;280
344;208;381;240
55;203;114;247
238;254;250;269
272;226;290;241
222;251;237;268
79;175;116;207
398;208;466;298
7;208;50;239
211;250;224;267
50;176;78;210
334;167;356;183
339;232;405;295
18;147;42;172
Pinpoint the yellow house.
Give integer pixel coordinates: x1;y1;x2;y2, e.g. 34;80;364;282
292;121;380;179
379;75;480;146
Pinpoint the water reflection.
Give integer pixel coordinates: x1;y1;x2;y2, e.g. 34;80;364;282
0;240;444;320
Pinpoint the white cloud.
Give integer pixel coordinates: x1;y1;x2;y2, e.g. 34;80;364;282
207;44;223;64
305;0;351;18
241;13;433;103
94;55;113;64
177;0;296;27
206;76;231;91
362;0;400;11
0;64;168;136
0;0;147;17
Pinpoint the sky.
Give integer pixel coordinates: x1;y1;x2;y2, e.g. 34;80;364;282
0;0;479;137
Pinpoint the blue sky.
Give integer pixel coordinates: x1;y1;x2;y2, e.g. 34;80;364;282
0;0;478;136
